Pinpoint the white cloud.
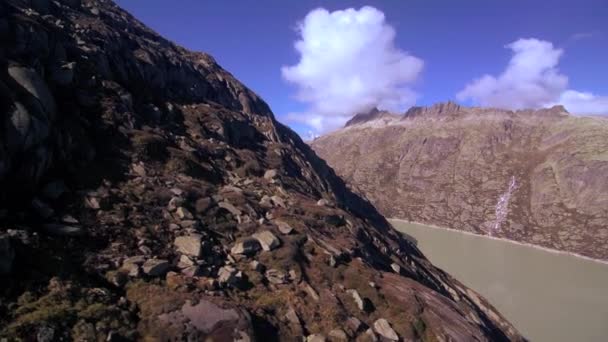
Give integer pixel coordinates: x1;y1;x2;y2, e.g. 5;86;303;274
457;38;608;115
282;6;423;133
554;90;608;115
457;38;568;109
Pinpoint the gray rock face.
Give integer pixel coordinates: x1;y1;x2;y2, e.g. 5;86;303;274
312;105;608;260
373;319;398;341
174;235;203;258
142;259;170;277
252;230;280;251
230;237;261;255
8;66;56;115
0;236;15;275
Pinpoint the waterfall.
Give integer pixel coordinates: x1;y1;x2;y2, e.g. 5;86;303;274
490;176;517;237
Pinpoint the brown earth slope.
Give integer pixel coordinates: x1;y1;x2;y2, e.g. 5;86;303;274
312;102;608;260
0;0;523;340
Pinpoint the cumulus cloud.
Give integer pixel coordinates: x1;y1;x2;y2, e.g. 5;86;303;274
457;38;608;115
457;39;568;109
282;6;423;132
553;90;608;115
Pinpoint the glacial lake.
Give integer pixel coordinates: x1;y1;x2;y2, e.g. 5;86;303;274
391;219;608;342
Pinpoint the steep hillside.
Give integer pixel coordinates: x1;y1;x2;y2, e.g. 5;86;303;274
313;102;608;260
0;1;523;341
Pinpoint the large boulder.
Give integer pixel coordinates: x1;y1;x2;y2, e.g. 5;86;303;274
158;299;255;341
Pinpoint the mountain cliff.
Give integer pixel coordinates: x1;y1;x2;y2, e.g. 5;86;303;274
312;102;608;260
0;0;523;341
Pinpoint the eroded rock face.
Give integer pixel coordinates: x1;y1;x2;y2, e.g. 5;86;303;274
0;1;523;341
313;104;608;260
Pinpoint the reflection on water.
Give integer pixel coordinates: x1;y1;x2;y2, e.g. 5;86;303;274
391;219;608;342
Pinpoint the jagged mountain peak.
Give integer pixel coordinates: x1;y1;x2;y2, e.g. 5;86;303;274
344;107;399;127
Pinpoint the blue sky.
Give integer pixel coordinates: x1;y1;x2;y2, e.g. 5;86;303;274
115;0;608;136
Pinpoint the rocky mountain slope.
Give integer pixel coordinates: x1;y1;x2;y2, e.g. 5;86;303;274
0;0;524;340
312;102;608;260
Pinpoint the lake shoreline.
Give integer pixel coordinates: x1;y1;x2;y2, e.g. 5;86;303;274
390;218;608;266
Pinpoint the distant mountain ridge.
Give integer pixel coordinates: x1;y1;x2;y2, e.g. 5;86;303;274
312;103;608;260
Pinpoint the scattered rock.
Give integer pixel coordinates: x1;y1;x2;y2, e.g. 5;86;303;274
42;224;83;237
230;237;261;255
218;265;241;285
329;255;337;267
167;197;184;212
178;255;195;268
346;317;364;334
121;262;141;277
176;207;193;220
270;195;286;208
195;197;212;213
84;196;100;209
348;289;373;312
0;236;15;275
373;319;399;341
328;329;348;341
302;283;320;301
274;220;294;235
317;199;329;207
142;259;170;277
259;195;273;207
361;328;378;342
265;269;287;284
174;234;203;258
181;265;205;277
252;230;280;251
250;260;265;272
264;169;278;180
218;201;241;216
390;263;401;274
307;334;326;342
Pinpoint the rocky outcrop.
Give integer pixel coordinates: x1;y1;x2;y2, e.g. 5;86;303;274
313;103;608;259
0;1;523;341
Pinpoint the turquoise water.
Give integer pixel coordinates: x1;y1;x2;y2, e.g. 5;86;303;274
391;219;608;342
